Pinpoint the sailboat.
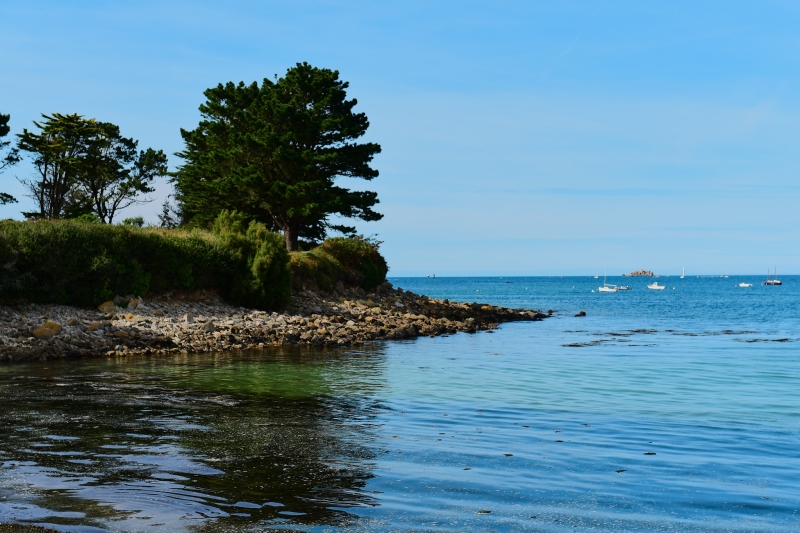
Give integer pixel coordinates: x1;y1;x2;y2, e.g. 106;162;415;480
680;267;685;279
763;267;782;286
598;266;617;292
594;271;599;279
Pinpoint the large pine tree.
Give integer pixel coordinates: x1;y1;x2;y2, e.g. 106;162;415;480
173;63;382;250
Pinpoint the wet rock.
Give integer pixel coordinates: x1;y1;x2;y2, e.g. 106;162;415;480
575;311;586;317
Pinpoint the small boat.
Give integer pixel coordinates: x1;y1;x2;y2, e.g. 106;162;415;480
680;267;685;279
763;267;782;286
647;282;666;290
616;285;631;291
599;266;617;292
739;282;753;288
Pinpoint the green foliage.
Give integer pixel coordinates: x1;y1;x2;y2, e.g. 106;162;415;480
290;236;387;292
122;216;145;227
0;112;20;205
210;210;292;309
15;113;166;221
0;217;291;309
74;213;102;224
173;62;382;250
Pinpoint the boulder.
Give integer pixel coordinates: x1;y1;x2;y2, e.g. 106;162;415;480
201;321;217;332
32;327;57;340
41;321;62;334
575;311;586;317
98;301;116;313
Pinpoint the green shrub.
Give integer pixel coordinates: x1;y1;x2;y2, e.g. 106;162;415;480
122;216;145;227
211;211;291;309
290;236;388;292
0;217;292;309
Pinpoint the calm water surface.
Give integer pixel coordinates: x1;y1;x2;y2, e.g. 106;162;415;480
0;276;798;532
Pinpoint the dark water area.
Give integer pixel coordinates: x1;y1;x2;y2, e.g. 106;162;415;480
1;276;799;532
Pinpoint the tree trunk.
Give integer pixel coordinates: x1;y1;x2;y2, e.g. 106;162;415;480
284;221;299;251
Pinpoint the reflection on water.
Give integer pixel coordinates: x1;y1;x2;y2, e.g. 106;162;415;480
0;347;388;532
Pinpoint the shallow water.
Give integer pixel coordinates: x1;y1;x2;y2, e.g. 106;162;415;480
0;276;798;532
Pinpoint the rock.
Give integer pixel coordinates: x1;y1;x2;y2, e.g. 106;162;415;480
98;301;116;313
129;298;141;309
87;321;100;332
575;311;586;317
155;309;164;316
32;327;57;340
67;318;79;326
394;301;404;308
335;280;345;293
41;321;62;334
625;269;654;277
183;313;193;323
201;321;216;332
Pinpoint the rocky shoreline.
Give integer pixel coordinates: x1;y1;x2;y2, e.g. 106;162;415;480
0;282;548;363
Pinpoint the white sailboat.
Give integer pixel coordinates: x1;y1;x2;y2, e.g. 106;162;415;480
599;266;617;292
763;267;782;286
680;267;685;279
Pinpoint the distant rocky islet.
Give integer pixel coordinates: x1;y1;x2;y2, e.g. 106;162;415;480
622;269;654;277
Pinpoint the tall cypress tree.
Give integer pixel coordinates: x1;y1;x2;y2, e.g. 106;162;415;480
174;62;382;251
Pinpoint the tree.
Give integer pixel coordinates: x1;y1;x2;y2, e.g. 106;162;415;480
78;122;167;223
16;113;95;219
173;62;383;251
0;112;21;205
16;113;167;221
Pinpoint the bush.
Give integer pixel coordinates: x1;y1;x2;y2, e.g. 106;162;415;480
211;211;291;309
290;236;388;292
0;216;292;309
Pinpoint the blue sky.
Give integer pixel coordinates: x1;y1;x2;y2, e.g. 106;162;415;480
1;1;799;275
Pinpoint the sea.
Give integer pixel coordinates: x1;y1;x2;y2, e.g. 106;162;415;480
0;275;798;532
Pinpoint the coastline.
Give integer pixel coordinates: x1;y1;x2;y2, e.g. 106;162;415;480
0;282;547;363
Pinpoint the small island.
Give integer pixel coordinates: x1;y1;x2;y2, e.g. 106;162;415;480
622;269;654;277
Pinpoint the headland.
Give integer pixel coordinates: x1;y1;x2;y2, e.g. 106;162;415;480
0;283;546;363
